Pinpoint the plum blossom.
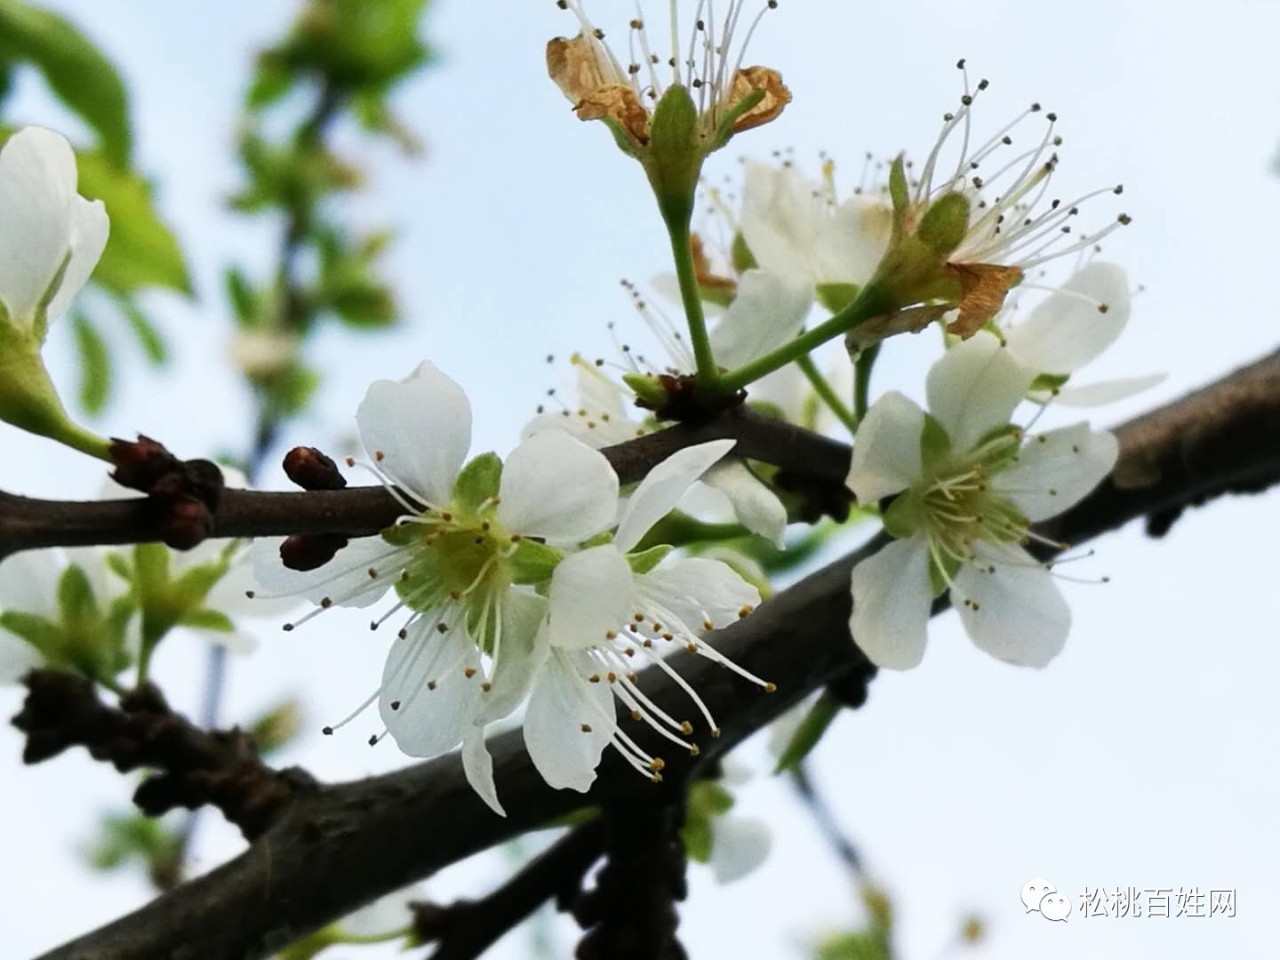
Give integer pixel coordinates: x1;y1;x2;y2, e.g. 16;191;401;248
0;127;108;337
847;332;1117;669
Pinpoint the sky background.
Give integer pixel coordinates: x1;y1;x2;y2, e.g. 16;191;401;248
2;1;1279;958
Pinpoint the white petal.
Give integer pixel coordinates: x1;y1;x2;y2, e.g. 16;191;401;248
847;391;923;503
849;537;933;670
205;556;297;618
462;726;505;816
638;557;760;631
0;549;63;618
45;195;108;322
708;269;812;371
380;616;482;757
496;432;618;543
0;128;76;326
927;331;1034;452
1044;373;1166;407
953;545;1070;667
701;461;787;546
476;590;549;723
248;536;398;609
356;361;471;507
739;161;824;282
814;195;892;286
0;632;41;684
995;424;1118;522
709;815;773;884
614;439;736;552
1005;263;1130;375
547;545;633;650
524;649;615;793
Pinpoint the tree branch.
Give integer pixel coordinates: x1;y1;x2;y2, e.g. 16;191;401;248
30;348;1280;960
0;406;850;560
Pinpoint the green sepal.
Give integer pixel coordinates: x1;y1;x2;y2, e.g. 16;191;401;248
580;530;614;549
816;282;861;314
919;412;952;473
381;523;419;548
916;192;970;255
707;87;764;152
601;116;643;159
132;542;172;594
104;551;132;581
731;232;757;274
773;692;841;773
452;452;501;516
881;490;924;539
626;544;672;576
928;549;963;597
1029;371;1070;393
508;538;565;586
887;155;909;223
0;610;56;651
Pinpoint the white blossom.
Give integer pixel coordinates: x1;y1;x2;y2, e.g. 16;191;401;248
0;127;107;337
847;332;1117;669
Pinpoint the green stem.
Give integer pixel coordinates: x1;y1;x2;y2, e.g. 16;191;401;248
58;421;113;461
853;344;880;428
716;282;893;395
662;210;720;392
796;355;857;435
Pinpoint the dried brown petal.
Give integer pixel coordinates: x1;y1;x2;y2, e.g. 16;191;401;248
575;85;651;144
726;67;791;133
691;234;737;297
943;263;1023;337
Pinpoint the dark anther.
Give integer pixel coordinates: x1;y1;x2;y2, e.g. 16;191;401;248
283;446;348;491
280;533;350;571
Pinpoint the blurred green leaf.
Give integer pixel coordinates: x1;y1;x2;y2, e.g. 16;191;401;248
0;0;131;166
71;311;111;413
774;693;841;774
75;150;192;296
271;365;321;415
115;296;168;365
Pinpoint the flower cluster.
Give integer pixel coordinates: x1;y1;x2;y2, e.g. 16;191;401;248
252;361;771;813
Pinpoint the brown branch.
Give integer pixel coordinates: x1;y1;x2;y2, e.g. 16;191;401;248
0;406;851;560
12;671;316;840
30;348;1280;960
413;821;605;960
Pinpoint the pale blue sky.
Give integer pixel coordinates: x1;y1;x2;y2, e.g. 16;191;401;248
2;2;1279;958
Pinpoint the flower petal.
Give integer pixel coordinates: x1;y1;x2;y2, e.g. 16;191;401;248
357;360;471;507
1005;262;1130;375
380;616;482;757
524;649;615;793
739;161;824;282
496;431;618;543
849;537;932;670
638;557;760;631
1042;373;1166;407
814;195;892;287
0;127;76;326
462;725;505;816
614;439;736;552
701;460;787;547
847;391;923;504
953;545;1070;667
926;331;1033;452
994;424;1118;521
710;815;773;884
547;545;633;650
45;194;108;323
708;269;812;371
476;590;549;723
249;535;399;609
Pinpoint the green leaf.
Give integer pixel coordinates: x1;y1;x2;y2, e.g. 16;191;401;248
773;693;841;773
57;564;99;623
0;610;54;649
132;542;172;594
115;297;167;365
71;312;111;414
0;0;131;166
223;267;258;325
270;364;321;416
75;151;192;296
452;452;501;515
